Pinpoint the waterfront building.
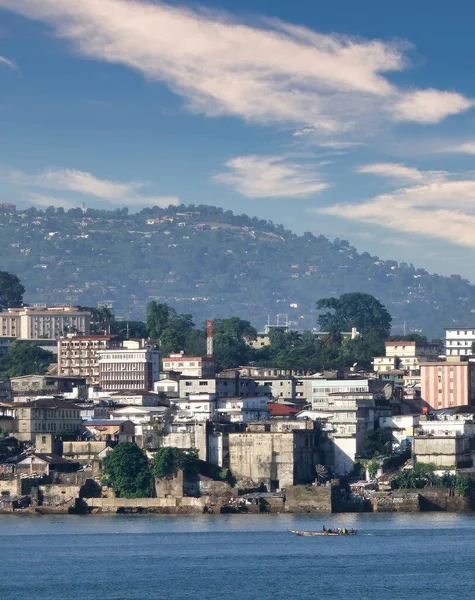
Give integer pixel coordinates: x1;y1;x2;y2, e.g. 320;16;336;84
14;398;82;442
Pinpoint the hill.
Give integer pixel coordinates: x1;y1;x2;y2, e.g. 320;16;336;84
0;204;473;338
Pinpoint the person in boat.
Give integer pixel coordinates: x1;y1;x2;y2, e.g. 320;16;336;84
323;526;326;532
342;528;347;535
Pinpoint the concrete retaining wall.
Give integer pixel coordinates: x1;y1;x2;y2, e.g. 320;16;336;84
284;485;332;513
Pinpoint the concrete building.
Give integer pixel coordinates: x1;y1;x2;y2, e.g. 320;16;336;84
0;306;91;340
445;328;475;357
327;392;391;476
58;335;122;385
10;375;87;401
98;341;160;391
228;421;321;491
413;435;472;469
177;376;270;399
162;352;214;378
421;359;475;410
301;378;380;410
173;393;270;424
14;398;82;442
373;341;440;375
418;411;475;437
379;414;420;450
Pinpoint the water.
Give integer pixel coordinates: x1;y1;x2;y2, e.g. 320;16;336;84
1;512;474;600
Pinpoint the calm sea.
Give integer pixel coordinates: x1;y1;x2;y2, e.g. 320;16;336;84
1;512;474;599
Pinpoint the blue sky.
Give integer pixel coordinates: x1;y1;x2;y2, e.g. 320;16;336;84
1;0;475;279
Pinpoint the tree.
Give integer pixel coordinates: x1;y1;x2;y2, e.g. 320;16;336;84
362;428;393;459
0;271;25;311
79;306;115;334
316;292;392;338
146;302;195;354
0;341;55;377
111;320;148;339
151;447;199;478
102;442;152;498
213;317;257;370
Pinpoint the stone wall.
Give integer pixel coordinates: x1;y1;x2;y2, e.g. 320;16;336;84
155;471;184;498
284;485;332;513
83;496;212;514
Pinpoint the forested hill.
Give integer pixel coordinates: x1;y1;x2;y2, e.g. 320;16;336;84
0;203;472;337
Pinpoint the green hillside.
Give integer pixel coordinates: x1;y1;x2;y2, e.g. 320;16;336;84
0;204;472;337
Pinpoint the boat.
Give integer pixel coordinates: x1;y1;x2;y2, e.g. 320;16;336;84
288;529;357;537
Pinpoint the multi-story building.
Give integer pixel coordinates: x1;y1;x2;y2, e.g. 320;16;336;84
14;398;82;442
177;376;271;399
162;352;214;378
228;421;321;491
10;375;87;401
0;306;91;340
58;335;122;385
98;341;160;391
327;392;391;476
300;378;382;410
373;341;440;375
173;393;270;424
421;358;475;410
445;328;475;357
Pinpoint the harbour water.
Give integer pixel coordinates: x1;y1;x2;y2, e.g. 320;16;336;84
1;513;475;600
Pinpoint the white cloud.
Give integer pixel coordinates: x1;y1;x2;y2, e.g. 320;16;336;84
0;55;17;70
27;194;79;210
393;89;472;123
315;165;475;248
213;155;329;198
0;0;471;133
356;162;446;183
442;142;475;155
0;164;179;208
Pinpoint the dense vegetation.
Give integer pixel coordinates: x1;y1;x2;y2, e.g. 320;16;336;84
0;341;55;377
102;442;153;498
1;204;474;337
392;463;473;496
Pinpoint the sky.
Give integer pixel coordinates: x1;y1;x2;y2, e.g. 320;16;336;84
1;0;475;279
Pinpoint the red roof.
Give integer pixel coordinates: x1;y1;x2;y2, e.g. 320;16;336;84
267;403;299;417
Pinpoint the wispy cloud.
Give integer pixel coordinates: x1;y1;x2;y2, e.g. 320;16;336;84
213;155;329;198
0;0;471;136
0;164;179;208
356;162;446;183
0;55;17;70
315;164;475;248
441;142;475;155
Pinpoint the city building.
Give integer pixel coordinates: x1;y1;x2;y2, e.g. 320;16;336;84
10;375;87;401
373;341;440;375
327;391;391;476
162;352;214;378
97;341;160;392
413;434;472;470
83;420;136;442
420;358;475;410
301;378;383;410
379;414;420;450
58;335;122;385
0;378;12;402
14;398;82;442
0;306;91;340
176;376;270;399
445;328;475;357
228;421;321;491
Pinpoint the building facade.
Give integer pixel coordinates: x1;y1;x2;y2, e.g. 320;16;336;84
162;353;214;378
374;341;440;374
58;335;123;385
98;343;160;391
445;328;475;357
420;359;475;410
228;421;320;491
14;398;82;442
0;306;91;340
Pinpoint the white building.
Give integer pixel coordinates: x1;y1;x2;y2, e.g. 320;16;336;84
162;352;214;378
98;342;160;391
0;306;91;340
303;379;375;410
216;396;270;423
379;414;420;450
445;328;475;357
373;341;440;374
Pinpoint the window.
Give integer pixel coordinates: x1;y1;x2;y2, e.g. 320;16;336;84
438;389;442;394
41;436;46;444
450;389;454;394
199;381;208;386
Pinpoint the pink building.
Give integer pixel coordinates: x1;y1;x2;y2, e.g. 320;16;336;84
421;359;475;410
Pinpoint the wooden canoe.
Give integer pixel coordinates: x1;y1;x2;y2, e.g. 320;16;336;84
288;529;357;536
